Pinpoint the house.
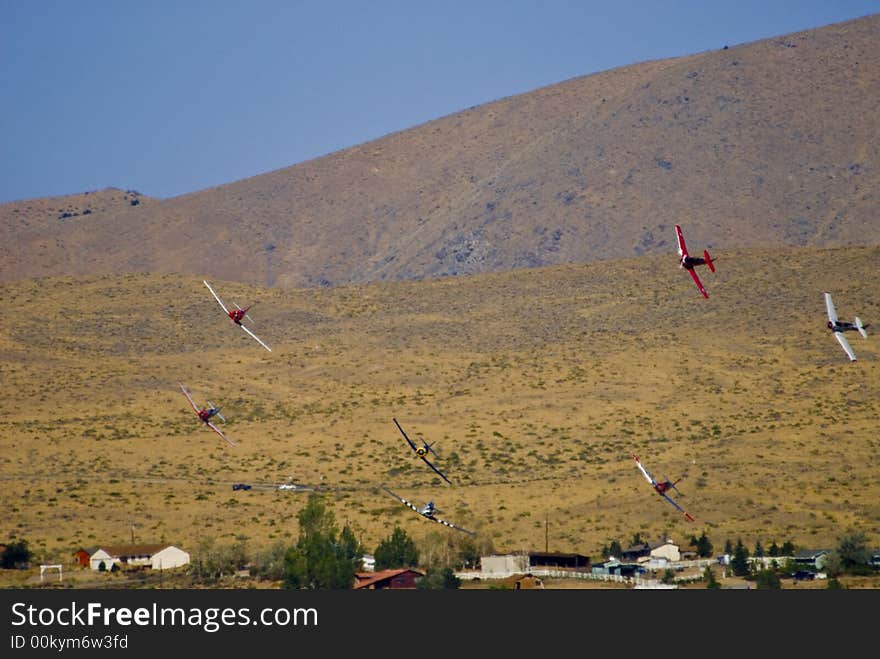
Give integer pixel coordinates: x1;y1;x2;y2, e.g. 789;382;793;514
89;544;190;571
621;538;680;563
591;558;646;578
354;568;424;589
74;548;96;568
360;554;376;572
793;549;828;570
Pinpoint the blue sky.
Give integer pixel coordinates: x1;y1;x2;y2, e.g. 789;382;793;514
1;0;877;203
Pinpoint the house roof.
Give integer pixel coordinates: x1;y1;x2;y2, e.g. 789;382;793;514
354;568;424;589
794;549;828;559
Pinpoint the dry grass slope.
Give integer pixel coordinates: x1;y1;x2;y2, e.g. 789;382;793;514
1;245;878;567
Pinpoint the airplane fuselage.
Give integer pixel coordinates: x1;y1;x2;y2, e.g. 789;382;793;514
828;321;858;332
680;255;707;270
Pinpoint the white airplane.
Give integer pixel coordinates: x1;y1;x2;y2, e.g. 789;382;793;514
383;487;475;536
824;292;869;362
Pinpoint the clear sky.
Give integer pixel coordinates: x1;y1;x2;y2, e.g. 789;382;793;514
1;0;877;203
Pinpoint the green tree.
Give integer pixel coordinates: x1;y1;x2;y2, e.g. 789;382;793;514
374;526;419;570
781;540;795;555
768;541;780;557
0;539;32;569
283;493;358;589
724;539;733;555
753;540;765;558
821;550;843;578
690;531;713;558
731;538;750;577
703;565;721;589
836;531;870;572
754;569;781;589
416;566;461;590
826;577;844;589
252;541;288;581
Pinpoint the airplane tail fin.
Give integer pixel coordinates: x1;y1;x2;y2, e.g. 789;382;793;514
855;317;868;338
703;250;715;273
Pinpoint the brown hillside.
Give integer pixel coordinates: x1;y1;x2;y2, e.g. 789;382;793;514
0;245;878;564
0;15;877;288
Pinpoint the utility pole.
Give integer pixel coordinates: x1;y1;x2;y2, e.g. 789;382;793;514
545;515;549;553
130;520;135;545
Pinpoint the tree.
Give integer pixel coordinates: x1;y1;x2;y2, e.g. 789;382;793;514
781;540;795;555
768;541;780;557
283;493;359;589
1;539;32;569
416;566;461;589
374;526;419;570
821;550;843;578
724;539;733;555
703;565;721;589
601;539;623;559
754;569;780;589
690;531;713;558
252;541;288;581
836;531;870;572
753;540;765;558
754;569;781;589
730;538;750;577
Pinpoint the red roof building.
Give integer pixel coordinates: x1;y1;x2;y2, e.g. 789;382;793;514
354;568;424;590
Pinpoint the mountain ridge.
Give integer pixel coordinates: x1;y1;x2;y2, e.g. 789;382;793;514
1;14;877;288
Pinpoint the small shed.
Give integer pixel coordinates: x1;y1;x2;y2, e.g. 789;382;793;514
500;573;544;589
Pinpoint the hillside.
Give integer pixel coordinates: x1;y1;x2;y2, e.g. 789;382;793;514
1;245;878;564
1;14;878;288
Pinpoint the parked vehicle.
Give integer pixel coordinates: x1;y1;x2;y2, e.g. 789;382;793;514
232;483;252;491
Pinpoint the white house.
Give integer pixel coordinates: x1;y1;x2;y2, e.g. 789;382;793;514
649;538;681;562
89;544;190;571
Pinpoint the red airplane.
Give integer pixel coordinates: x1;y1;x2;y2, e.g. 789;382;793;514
632;453;695;522
203;280;272;352
674;224;715;298
179;382;236;447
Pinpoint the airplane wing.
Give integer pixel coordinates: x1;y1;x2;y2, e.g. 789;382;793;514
824;292;838;323
420;456;452;485
384;487;419;512
659;491;695;522
206;420;237;447
430;513;476;536
204;280;230;315
632;454;656;486
688;268;709;298
834;331;858;362
178;382;201;415
674;224;689;257
393;418;418;453
240;323;272;352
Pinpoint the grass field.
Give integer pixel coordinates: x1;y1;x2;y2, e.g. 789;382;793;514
1;245;878;584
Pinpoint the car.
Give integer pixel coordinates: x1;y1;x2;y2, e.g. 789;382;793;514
232;483;252;491
792;570;815;581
